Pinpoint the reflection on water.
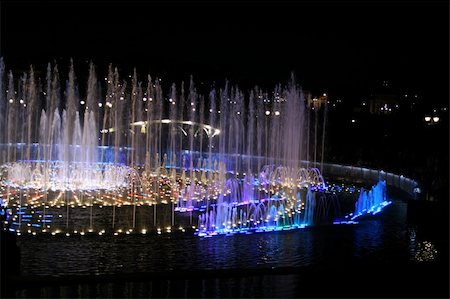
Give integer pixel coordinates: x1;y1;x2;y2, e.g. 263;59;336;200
353;219;383;258
411;238;438;262
408;219;443;263
14;275;300;299
5;197;449;298
11;198;445;277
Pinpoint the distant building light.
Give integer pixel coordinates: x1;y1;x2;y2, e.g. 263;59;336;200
432;116;439;123
424;116;431;122
351;119;356;123
274;111;280;116
265;110;271;116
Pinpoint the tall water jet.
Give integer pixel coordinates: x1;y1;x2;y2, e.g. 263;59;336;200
0;59;391;237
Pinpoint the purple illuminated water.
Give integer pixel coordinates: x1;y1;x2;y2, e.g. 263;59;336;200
0;58;390;236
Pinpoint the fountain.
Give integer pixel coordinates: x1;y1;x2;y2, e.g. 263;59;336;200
0;58;391;236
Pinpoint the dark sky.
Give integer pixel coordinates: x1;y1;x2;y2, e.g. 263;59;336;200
1;0;448;103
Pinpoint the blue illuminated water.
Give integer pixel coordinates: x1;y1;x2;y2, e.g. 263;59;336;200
14;195;443;276
5;191;448;298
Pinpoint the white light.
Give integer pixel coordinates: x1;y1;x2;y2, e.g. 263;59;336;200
265;110;270;116
169;98;173;102
351;119;356;123
120;96;124;100
161;119;171;124
9;99;13;103
432;116;439;123
274;111;280;116
424;116;431;122
80;100;85;105
143;97;147;101
19;99;24;104
98;103;103;107
323;93;327;97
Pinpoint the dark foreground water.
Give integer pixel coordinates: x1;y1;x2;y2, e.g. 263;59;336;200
2;196;449;298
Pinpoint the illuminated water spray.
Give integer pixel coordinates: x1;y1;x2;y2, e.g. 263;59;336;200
0;58;391;236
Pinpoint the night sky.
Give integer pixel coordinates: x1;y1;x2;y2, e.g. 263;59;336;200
1;0;448;104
